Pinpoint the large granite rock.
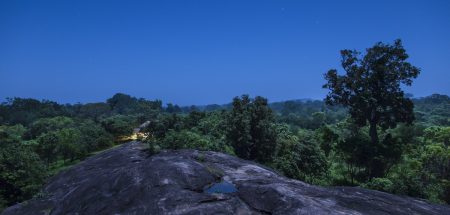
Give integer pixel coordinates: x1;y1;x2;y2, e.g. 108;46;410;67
2;141;449;215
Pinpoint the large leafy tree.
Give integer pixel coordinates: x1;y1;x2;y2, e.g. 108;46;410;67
36;131;59;166
26;116;74;139
275;127;328;183
0;143;47;207
323;39;420;148
100;115;136;138
0;126;47;207
107;93;136;114
226;95;277;163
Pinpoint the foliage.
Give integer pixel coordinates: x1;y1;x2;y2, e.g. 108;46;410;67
0;86;449;207
331;120;406;184
26;116;74;139
324;39;420;131
75;102;111;122
77;120;114;152
324;39;420;178
144;111;233;155
316;125;339;156
225;95;277;163
101;115;136;138
0;125;26;143
144;113;183;139
160;130;220;151
107;93;162;116
414;94;450;126
36;131;60;166
0;98;67;126
274;126;328;183
363;178;394;193
0;142;47;207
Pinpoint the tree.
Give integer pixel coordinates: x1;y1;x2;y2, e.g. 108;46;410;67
423;126;450;146
0;125;26;143
0;142;47;207
77;102;111;122
77;120;114;152
226;95;277;163
56;128;82;162
36;132;59;166
0;125;48;207
316;125;338;156
274;125;328;183
185;110;206;128
160;130;211;150
144;113;183;139
196;111;227;138
166;103;175;113
107;93;136;114
26;116;74;139
310;112;326;129
323;39;420;177
101;115;135;138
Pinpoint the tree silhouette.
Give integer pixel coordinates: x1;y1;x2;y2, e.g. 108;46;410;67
323;39;420;177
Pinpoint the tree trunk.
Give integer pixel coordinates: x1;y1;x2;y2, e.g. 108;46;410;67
369;121;381;179
369;122;378;146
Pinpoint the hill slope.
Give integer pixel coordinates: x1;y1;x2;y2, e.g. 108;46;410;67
2;141;449;215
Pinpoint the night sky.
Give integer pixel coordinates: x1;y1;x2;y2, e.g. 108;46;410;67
1;0;449;105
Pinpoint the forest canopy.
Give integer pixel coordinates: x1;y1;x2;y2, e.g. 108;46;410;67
1;92;448;209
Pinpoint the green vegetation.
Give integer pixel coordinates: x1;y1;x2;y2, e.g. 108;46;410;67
324;39;419;179
1;40;449;210
0;94;161;210
225;95;277;162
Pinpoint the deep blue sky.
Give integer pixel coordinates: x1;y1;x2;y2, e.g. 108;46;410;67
1;0;449;105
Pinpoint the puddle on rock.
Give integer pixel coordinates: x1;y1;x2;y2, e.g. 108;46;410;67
204;181;237;194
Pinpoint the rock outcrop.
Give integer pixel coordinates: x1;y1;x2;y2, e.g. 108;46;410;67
2;141;449;215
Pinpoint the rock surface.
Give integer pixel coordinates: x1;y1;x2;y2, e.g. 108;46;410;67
2;141;449;215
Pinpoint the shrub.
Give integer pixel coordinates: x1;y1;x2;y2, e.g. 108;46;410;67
363;178;394;193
